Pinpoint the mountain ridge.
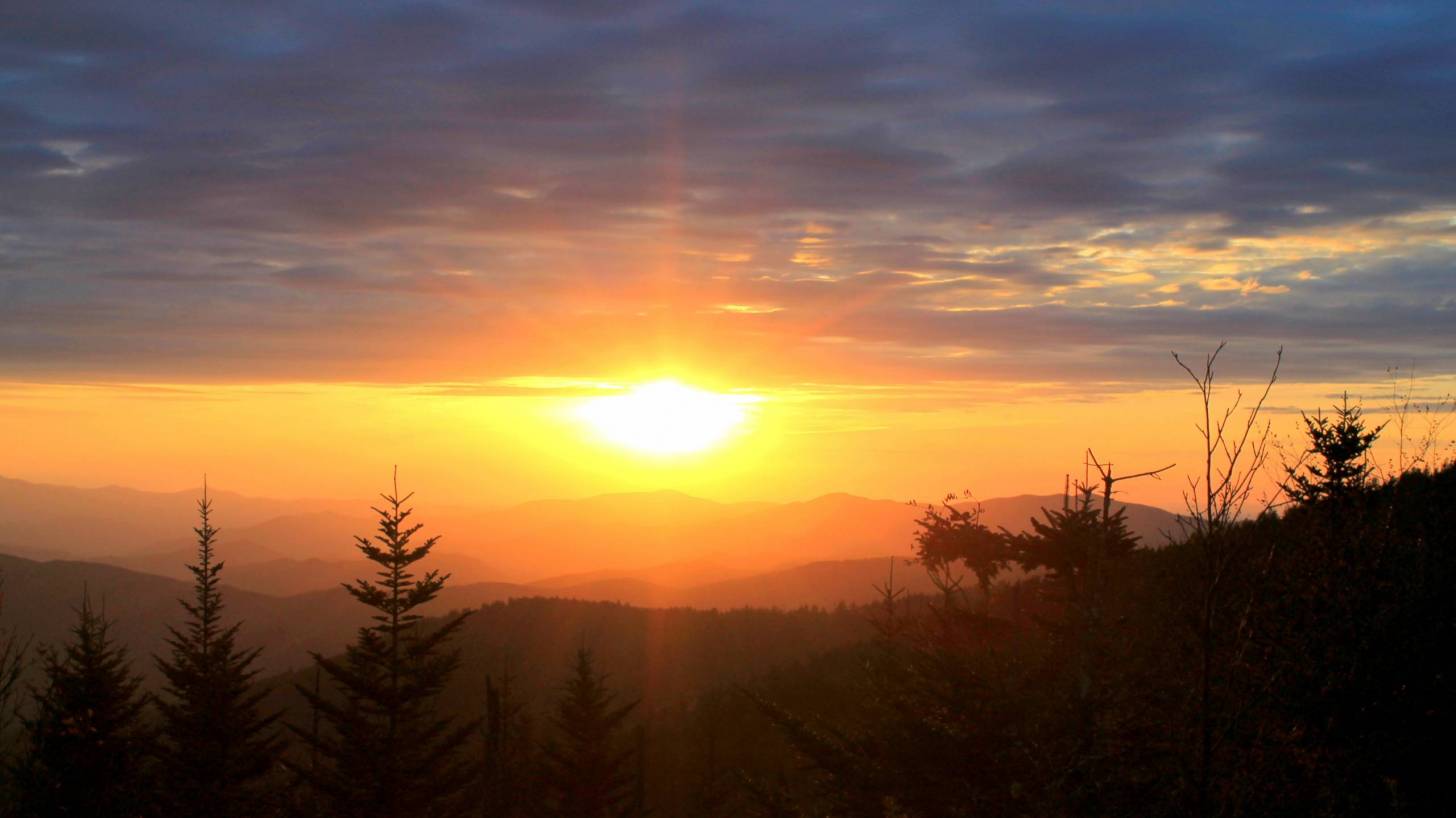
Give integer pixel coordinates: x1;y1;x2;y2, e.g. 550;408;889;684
0;474;1181;591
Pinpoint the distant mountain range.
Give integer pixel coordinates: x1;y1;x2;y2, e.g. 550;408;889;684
0;550;910;681
0;475;1183;594
0;476;1184;684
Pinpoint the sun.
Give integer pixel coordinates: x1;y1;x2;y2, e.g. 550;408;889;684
575;379;756;455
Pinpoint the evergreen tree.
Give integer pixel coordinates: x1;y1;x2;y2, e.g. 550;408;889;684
292;475;477;818
12;592;153;818
912;495;1010;611
1012;489;1140;601
540;648;640;818
1288;393;1384;504
154;486;283;818
477;668;535;818
0;573;30;811
0;575;28;744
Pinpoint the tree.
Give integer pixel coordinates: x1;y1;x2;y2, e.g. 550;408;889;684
912;495;1009;612
292;473;477;818
12;592;153;817
1011;488;1141;614
1171;342;1282;817
540;648;640;818
0;573;30;810
0;575;28;744
154;485;283;818
1287;393;1384;504
476;667;536;818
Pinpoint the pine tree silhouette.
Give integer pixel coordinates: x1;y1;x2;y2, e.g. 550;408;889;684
477;668;535;818
1288;393;1385;503
12;591;153;817
292;473;477;818
913;495;1009;612
155;485;284;818
0;572;29;771
541;648;640;818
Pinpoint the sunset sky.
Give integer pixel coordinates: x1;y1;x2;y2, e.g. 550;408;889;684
2;1;1454;509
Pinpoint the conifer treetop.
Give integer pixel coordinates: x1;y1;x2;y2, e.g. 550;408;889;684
346;468;451;632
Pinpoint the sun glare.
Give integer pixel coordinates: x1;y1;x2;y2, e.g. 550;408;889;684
575;379;755;455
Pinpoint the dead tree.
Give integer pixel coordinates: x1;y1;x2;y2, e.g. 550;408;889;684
1171;342;1281;817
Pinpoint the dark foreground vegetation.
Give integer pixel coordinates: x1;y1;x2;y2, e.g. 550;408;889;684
0;359;1452;817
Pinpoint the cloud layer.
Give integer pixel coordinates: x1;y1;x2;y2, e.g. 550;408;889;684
2;0;1453;387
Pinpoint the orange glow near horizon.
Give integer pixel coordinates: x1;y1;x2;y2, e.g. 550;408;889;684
0;372;1451;513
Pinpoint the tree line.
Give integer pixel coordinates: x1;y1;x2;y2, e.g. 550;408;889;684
0;474;646;818
0;346;1452;817
745;353;1455;817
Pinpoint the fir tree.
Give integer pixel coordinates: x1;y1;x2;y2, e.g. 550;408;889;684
1288;393;1385;504
12;591;153;818
912;494;1010;612
293;473;477;818
477;668;535;818
540;648;640;818
0;573;30;810
1011;488;1140;623
0;574;28;744
154;485;283;818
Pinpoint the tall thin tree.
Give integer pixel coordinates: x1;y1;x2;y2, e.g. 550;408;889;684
155;482;283;818
292;471;477;818
1172;342;1282;817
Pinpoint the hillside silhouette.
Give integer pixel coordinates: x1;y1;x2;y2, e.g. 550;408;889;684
1;476;1179;594
4;395;1449;817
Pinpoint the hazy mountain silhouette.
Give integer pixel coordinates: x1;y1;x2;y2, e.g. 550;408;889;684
100;509;501;595
263;595;874;721
974;493;1184;546
0;475;357;559
0;475;1180;595
0;549;890;687
525;558;944;610
0;552;359;679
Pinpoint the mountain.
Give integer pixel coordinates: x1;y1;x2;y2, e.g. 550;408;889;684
0;485;1180;685
262;595;875;723
0;475;1183;593
0;552;362;679
534;557;942;610
0;475;357;559
974;493;1185;545
0;549;887;688
101;508;501;595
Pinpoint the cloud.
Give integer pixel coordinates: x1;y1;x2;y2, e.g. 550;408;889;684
0;0;1452;388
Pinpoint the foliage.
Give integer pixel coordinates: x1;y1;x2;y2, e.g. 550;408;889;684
292;476;477;818
154;488;284;818
3;363;1454;818
476;668;537;818
0;573;29;810
1286;394;1384;504
753;398;1456;817
0;574;28;746
540;648;640;818
912;495;1009;608
10;592;154;818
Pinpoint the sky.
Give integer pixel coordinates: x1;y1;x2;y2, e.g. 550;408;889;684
1;1;1454;508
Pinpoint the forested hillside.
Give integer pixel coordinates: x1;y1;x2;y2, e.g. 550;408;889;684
1;401;1451;817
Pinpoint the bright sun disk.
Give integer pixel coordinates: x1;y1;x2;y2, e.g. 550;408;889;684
575;379;755;455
